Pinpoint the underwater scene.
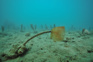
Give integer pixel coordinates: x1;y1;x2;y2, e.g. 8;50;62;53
0;0;93;62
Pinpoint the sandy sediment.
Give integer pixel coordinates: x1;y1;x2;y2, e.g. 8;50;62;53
0;30;93;62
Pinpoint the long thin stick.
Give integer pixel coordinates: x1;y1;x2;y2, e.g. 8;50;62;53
23;31;51;46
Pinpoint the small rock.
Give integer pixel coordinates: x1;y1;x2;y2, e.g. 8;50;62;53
82;29;90;35
87;50;93;53
30;44;33;46
66;37;71;40
72;37;74;39
25;33;30;36
72;41;75;42
77;36;80;38
64;40;68;42
40;48;43;50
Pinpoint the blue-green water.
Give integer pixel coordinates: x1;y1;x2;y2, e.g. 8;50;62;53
0;0;93;29
0;0;93;62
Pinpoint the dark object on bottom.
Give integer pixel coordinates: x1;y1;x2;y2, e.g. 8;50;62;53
0;58;2;62
87;50;93;53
